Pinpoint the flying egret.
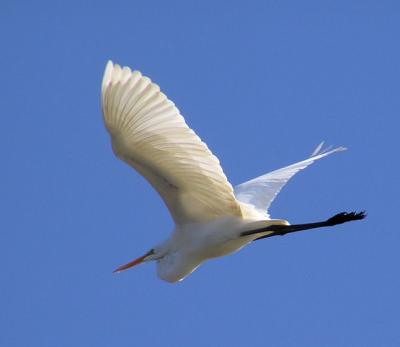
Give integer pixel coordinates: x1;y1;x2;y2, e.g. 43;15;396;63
102;61;365;283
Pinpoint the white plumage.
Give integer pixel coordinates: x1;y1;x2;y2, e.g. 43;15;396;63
101;61;349;282
102;61;241;225
234;144;346;218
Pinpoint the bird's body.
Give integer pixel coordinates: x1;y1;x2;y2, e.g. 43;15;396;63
155;217;287;282
101;61;365;283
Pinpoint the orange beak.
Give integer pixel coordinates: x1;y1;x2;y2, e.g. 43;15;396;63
113;249;154;274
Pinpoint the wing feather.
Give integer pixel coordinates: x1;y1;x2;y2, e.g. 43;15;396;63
102;61;242;225
234;143;346;218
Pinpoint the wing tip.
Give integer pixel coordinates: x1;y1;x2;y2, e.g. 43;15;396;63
102;60;145;89
311;142;347;157
102;60;114;93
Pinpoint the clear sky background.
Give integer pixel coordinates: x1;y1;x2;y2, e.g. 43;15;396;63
2;1;399;346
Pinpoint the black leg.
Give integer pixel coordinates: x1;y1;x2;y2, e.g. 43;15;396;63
240;211;366;241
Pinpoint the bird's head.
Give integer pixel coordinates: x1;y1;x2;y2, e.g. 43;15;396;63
112;242;169;273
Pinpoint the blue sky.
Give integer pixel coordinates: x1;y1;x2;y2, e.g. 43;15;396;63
2;1;399;346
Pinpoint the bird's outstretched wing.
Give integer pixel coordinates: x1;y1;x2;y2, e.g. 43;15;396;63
102;61;242;225
234;143;346;218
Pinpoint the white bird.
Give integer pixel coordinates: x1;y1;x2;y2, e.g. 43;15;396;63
102;61;365;283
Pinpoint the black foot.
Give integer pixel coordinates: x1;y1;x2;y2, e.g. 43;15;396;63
325;211;367;226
